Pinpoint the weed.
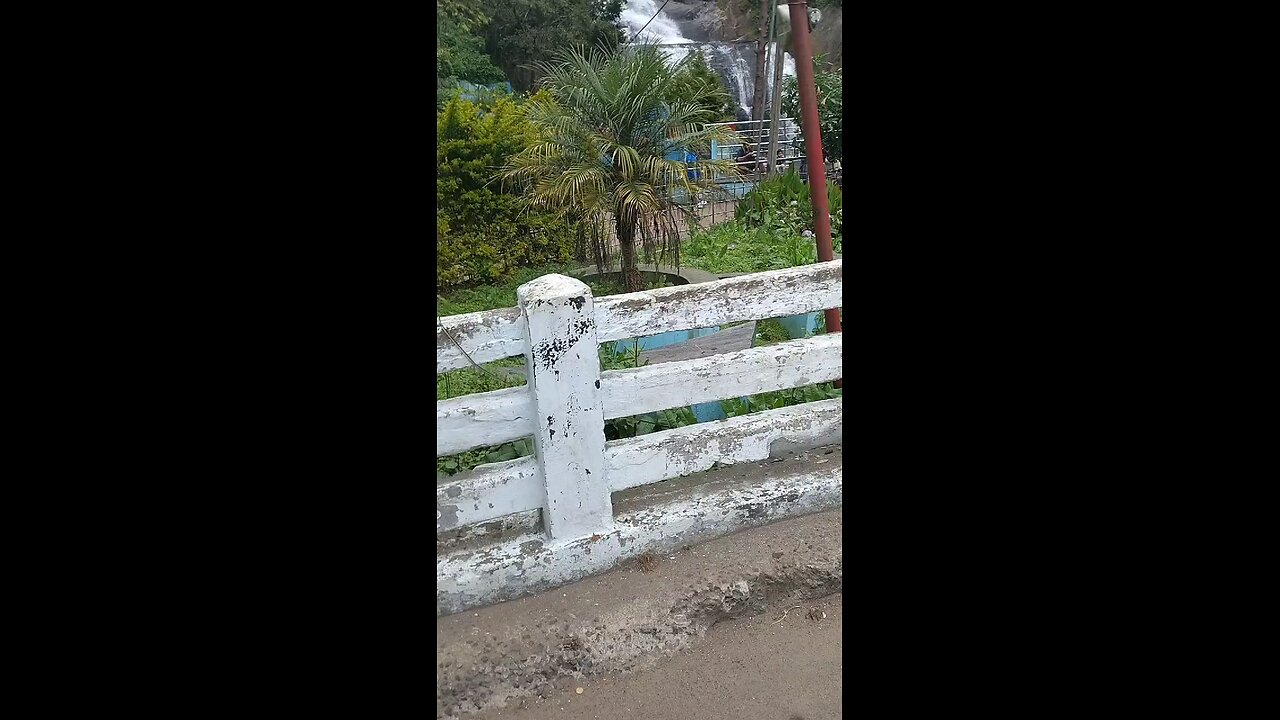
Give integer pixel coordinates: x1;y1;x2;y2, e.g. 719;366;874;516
637;553;659;573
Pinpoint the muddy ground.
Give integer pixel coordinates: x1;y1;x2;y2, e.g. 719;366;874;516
470;592;842;720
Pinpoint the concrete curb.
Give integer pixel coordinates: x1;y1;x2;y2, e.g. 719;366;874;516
438;447;843;616
572;263;721;286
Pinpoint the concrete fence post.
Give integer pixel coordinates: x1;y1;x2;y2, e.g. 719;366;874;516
516;274;613;541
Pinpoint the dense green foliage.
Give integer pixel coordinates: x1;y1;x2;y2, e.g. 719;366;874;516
737;166;843;239
479;0;625;91
437;0;626;108
498;43;739;292
437;2;506;110
781;60;842;162
437;17;506;85
437;96;581;291
670;50;736;125
682;169;842;272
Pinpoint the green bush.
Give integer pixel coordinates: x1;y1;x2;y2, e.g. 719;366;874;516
683;169;842;273
437;94;578;291
737;168;842;250
737;168;844;244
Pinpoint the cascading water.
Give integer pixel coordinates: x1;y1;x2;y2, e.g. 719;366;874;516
620;0;796;122
620;0;694;64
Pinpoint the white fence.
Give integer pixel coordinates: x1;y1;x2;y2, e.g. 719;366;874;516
436;260;843;614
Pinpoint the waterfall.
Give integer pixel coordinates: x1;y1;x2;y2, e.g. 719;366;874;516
620;0;796;122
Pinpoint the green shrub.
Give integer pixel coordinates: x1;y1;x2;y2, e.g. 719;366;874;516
737;168;843;242
436;4;505;85
437;207;576;291
437;95;578;292
732;168;843;255
684;170;844;273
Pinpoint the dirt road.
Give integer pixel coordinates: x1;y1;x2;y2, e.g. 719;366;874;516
471;593;843;720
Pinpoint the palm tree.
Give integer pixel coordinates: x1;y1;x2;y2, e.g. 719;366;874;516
498;43;740;292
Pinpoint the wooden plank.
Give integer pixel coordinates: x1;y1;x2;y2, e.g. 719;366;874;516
436;385;534;457
436;457;541;533
604;398;842;491
635;322;756;366
437;307;527;374
594;260;841;342
600;333;842;420
435;399;843;533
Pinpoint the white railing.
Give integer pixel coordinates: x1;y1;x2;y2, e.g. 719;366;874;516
436;260;842;542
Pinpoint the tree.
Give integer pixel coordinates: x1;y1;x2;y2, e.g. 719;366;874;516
781;60;841;162
499;44;740;292
438;1;506;110
670;50;735;125
482;0;625;91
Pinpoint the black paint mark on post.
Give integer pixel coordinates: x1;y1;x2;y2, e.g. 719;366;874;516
533;335;583;371
568;295;586;311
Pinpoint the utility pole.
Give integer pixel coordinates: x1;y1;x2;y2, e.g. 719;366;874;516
787;0;842;345
765;0;781;176
751;0;770;124
767;5;785;177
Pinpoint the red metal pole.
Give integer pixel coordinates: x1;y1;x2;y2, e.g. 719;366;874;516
787;0;840;386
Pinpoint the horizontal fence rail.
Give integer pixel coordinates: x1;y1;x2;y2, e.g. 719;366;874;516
437;331;841;458
594;260;841;342
600;333;842;419
436;260;843;614
437;385;533;457
437;261;842;535
437;307;526;374
437;398;843;533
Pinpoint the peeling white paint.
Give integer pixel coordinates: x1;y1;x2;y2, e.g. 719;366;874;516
437;463;843;616
595;260;841;343
434;400;841;533
600;334;842;420
437;456;542;533
437;307;528;374
436;385;533;456
435;262;844;609
517;274;614;540
605;398;842;491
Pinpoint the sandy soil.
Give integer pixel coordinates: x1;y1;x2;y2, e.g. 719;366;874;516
469;593;843;720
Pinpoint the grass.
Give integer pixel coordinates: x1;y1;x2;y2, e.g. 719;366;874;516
436;357;524;401
681;221;844;274
438;263;580;316
438;265;671;318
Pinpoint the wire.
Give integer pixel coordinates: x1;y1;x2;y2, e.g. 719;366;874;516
438;314;510;384
627;0;673;44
